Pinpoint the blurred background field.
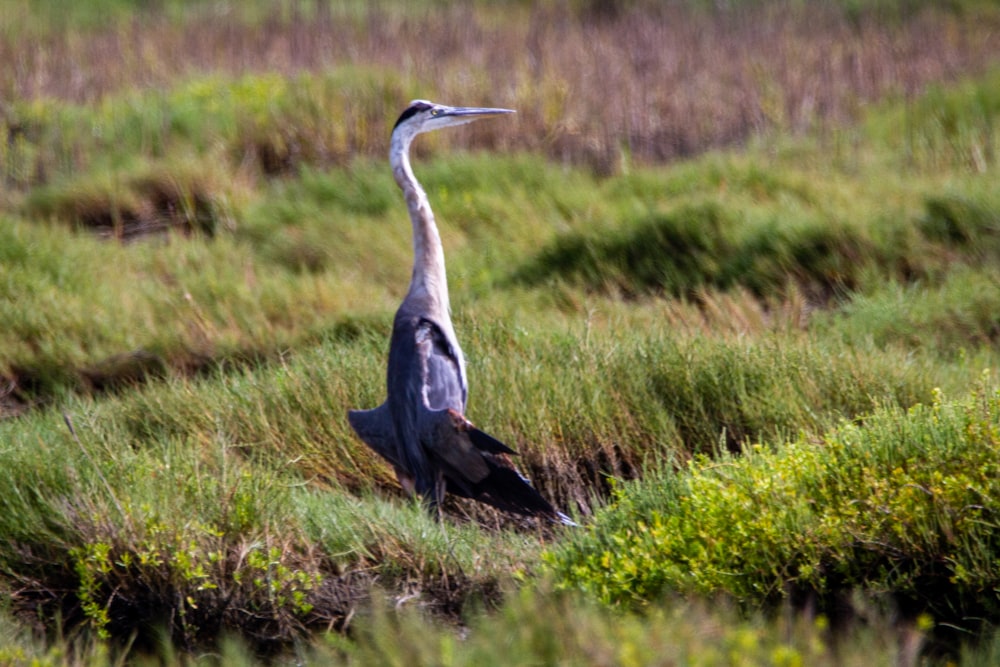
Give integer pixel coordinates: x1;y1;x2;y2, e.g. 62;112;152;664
2;0;1000;664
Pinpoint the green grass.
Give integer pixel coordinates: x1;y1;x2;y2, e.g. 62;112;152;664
0;380;538;652
0;295;976;658
818;267;1000;355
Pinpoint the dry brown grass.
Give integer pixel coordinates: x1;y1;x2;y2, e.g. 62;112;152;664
3;2;997;172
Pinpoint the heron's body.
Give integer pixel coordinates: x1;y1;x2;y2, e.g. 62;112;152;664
348;100;569;522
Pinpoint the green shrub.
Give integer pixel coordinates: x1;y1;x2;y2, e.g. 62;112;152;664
861;68;1000;173
546;378;1000;628
0;408;328;651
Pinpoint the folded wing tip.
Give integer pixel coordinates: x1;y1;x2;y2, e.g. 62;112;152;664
553;511;579;527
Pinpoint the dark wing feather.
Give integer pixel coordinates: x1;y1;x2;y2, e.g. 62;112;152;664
467;426;518;455
465;457;562;518
420;408;569;522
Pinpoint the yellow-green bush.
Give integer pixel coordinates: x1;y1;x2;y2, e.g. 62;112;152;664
547;379;1000;627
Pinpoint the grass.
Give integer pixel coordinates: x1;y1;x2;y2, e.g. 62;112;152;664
819;267;1000;354
5;138;999;409
2;0;1000;663
0;277;984;660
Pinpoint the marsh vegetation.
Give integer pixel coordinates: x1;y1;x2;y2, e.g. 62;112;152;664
2;0;1000;663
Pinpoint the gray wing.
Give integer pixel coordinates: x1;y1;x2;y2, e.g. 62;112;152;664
347;402;399;468
386;314;467;497
413;316;467;412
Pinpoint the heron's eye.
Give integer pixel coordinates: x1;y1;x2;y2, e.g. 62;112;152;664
431;109;441;116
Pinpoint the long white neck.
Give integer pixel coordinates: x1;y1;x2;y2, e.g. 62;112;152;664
390;131;450;316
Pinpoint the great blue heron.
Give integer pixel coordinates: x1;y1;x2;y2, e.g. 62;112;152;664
348;100;571;524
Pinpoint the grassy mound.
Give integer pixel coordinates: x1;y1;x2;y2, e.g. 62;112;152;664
512;200;884;301
23;156;238;240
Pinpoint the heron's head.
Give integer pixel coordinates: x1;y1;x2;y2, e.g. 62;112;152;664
392;100;515;142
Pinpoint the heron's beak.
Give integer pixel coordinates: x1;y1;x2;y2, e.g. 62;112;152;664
436;105;516;128
442;106;516;119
